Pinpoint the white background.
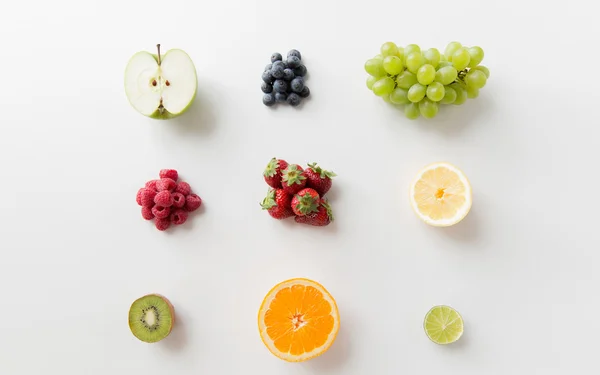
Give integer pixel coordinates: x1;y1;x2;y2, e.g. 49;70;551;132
1;0;598;374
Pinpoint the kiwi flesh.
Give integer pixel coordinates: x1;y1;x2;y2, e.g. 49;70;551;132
128;294;175;343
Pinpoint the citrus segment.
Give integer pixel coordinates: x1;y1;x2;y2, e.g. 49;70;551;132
410;162;472;226
258;278;340;362
424;305;464;344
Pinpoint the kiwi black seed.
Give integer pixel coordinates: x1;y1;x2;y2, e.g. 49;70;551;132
128;294;175;343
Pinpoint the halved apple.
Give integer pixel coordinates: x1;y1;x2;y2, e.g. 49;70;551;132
125;44;197;119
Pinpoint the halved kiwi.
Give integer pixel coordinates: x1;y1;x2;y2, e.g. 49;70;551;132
128;294;175;343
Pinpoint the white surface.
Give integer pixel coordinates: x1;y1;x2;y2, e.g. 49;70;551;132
1;1;598;374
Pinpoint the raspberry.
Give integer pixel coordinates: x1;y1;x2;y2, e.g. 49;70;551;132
155;218;171;231
170;209;188;225
185;194;202;212
172;192;185;208
140;189;157;207
136;188;144;206
141;206;154;220
156;178;177;192
154;191;174;207
159;169;179;181
175;181;191;196
145;180;158;192
152;205;171;219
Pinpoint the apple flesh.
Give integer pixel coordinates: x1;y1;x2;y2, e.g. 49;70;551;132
125;45;197;119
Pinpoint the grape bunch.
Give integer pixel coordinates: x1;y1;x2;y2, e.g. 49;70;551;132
262;49;310;107
365;42;490;119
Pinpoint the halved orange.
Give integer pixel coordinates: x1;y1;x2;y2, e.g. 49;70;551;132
258;278;340;362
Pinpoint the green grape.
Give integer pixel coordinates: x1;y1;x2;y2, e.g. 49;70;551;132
372;77;395;96
406;52;425;74
439;53;447;62
467;46;484;67
437;61;452;69
390;87;409;104
396;70;418;89
465;70;487;89
405;102;420;119
444;42;462;61
450;83;467;105
417;64;436;85
426;82;445;102
435;66;458;85
424;48;441;68
396;47;405;62
452;48;471;71
381;93;393;103
471;65;490;78
383;56;404;75
381;42;399;57
440;86;457;104
407;83;426;102
366;76;378;90
466;84;479;98
405;44;421;56
365;58;386;77
374;54;383;60
419;98;439;118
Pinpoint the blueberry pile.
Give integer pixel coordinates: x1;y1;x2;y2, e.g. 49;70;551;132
262;49;310;107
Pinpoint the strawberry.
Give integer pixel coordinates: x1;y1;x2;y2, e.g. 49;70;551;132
260;188;294;220
291;188;320;216
294;199;334;226
305;162;337;196
263;158;289;188
281;164;307;195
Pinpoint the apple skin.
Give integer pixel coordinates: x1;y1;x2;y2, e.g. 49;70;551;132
124;49;198;120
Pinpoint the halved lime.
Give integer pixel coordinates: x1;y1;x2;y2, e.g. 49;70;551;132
423;305;464;344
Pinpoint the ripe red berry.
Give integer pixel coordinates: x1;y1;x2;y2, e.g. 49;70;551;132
291;188;320;216
263;158;289;189
136;188;144;206
185;194;202;212
172;192;185;208
141;206;154;220
294;199;334;226
145;180;158;192
281;164;307;195
159;169;179;181
305;162;336;196
175;181;191;196
140;189;157;207
154;191;174;207
156;178;177;192
155;218;171;231
170;209;189;225
152;205;171;219
261;188;294;220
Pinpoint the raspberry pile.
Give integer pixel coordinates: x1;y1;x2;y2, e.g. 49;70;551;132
260;158;336;227
136;169;202;231
261;49;310;107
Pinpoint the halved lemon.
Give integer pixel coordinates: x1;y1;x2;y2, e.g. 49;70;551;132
258;278;340;362
423;305;464;344
409;162;472;227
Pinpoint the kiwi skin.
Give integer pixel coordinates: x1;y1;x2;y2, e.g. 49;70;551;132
128;293;175;343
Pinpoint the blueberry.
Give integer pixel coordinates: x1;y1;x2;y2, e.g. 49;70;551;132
287;93;301;106
271;65;284;79
290;77;305;93
262;71;274;83
275;92;287;102
263;93;275;106
265;63;272;71
282;61;289;69
261;81;273;94
293;64;307;77
299;86;310;98
273;80;288;93
271;53;282;62
287;56;301;69
272;61;284;70
283;69;295;81
287;49;301;60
